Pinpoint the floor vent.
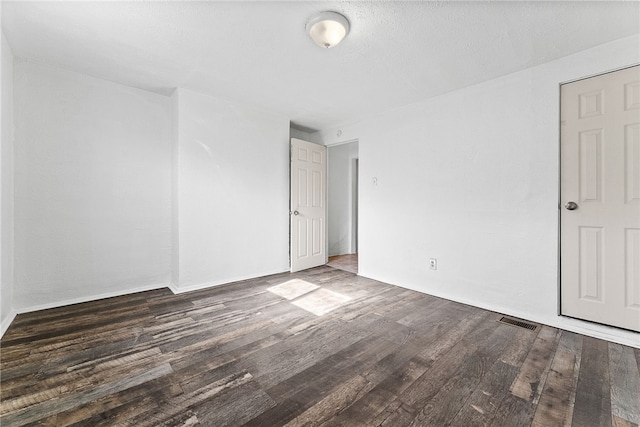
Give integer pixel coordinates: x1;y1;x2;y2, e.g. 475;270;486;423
498;316;538;331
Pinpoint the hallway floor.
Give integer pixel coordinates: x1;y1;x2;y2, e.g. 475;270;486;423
327;253;358;274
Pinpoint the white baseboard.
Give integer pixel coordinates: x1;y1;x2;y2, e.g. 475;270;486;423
14;282;170;315
2;270;291;337
550;317;640;349
170;269;290;294
1;309;17;339
5;269;638;348
358;272;640;349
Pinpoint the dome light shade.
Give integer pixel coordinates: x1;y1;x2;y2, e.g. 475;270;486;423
306;11;350;49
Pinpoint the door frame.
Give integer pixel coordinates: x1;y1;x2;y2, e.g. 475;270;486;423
351;157;359;254
557;63;640;319
326;138;360;258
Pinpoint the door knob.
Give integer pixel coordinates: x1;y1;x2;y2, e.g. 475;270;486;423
293;210;299;216
564;201;578;211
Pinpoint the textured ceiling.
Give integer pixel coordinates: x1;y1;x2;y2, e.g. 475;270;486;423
2;1;639;130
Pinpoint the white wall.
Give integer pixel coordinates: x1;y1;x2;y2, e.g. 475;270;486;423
328;141;358;256
319;35;640;347
173;88;290;291
5;60;290;323
13;60;172;311
3;31;637;347
1;30;15;336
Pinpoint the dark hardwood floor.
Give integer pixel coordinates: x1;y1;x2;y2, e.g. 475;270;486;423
1;266;639;426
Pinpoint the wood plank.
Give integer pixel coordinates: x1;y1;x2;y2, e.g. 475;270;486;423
51;377;182;427
393;315;503;410
238;319;370;390
408;350;496;426
191;378;276;426
266;334;397;403
284;375;373;426
375;401;418;427
408;323;518;425
319;387;396;427
137;370;260;426
449;360;520;426
499;322;539;367
609;343;640;425
531;330;583;427
510;325;560;403
330;309;494;426
0;363;173;426
293;336;428;426
490;393;536;427
572;336;613;427
244;334;404;425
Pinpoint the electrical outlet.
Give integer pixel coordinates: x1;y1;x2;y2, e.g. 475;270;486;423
429;258;437;270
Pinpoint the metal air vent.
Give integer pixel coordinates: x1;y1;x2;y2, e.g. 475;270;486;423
498;316;538;331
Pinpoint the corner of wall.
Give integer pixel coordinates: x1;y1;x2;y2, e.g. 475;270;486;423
317;121;363;147
170;88;180;288
15;282;171;316
0;309;16;338
170;268;289;295
1;28;16;340
168;282;180;295
290;126;323;145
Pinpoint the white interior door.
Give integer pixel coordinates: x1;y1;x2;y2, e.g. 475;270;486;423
560;65;640;332
290;138;327;272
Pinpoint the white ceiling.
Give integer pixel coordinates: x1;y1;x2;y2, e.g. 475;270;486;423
2;1;639;130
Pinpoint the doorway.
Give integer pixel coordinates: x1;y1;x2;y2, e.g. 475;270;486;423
290;138;327;273
327;140;359;274
559;65;640;332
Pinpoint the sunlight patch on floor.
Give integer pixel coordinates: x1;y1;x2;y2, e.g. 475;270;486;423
268;279;353;316
267;279;319;300
292;288;352;316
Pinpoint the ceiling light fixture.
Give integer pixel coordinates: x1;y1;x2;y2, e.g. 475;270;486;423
306;11;350;49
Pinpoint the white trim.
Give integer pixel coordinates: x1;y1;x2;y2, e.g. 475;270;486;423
171;269;289;294
1;310;17;338
14;282;169;315
560;63;640;86
168;282;180;294
2;270;290;336
358;272;640;349
325;137;359;148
